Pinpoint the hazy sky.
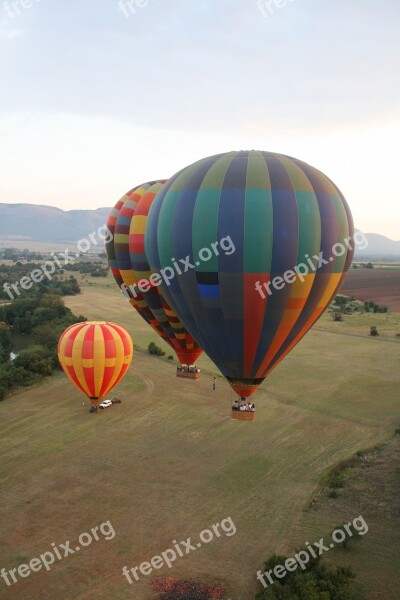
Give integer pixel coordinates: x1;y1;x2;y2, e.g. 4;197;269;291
0;0;399;238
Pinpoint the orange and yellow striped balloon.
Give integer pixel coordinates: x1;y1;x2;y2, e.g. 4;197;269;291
58;322;133;405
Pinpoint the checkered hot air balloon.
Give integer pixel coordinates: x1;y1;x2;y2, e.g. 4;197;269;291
58;322;133;405
145;151;354;404
105;181;202;366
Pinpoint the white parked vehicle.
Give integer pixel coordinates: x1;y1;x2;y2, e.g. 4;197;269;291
98;399;113;409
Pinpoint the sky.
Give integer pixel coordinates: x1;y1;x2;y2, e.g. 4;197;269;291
0;0;399;238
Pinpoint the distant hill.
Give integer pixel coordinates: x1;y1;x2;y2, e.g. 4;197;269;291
354;233;400;259
0;203;111;242
0;203;398;257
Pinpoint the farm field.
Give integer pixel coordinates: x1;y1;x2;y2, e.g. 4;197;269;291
0;277;399;599
341;268;400;311
0;238;105;254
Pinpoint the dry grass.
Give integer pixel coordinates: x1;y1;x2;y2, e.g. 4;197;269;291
297;437;400;600
0;277;399;599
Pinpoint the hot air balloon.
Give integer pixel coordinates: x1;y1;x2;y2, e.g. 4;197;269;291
145;151;354;419
58;321;133;408
105;181;202;374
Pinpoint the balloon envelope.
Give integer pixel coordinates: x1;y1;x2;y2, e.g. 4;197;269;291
146;150;354;398
106;181;202;365
58;321;133;404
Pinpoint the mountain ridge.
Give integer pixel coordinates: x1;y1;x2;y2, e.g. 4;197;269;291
0;203;398;257
0;203;111;242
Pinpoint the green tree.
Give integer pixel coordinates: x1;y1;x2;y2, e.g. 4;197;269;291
256;553;355;600
0;364;32;392
34;323;61;349
15;346;53;376
148;342;166;356
0;323;12;364
330;524;362;550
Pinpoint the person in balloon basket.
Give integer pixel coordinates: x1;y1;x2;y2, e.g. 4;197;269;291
232;399;256;412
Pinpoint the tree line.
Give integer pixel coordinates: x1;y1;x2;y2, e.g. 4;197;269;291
0;289;86;401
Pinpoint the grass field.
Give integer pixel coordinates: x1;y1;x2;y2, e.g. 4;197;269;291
0;276;399;599
297;435;400;600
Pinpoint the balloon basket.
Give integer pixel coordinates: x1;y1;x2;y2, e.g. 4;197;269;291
176;365;200;380
176;370;200;380
231;410;255;421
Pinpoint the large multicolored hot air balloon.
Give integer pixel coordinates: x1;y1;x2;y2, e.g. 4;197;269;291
58;321;133;406
145;150;354;406
106;181;202;367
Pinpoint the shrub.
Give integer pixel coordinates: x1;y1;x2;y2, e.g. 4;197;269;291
255;553;355;599
15;346;53;376
370;326;379;337
168;355;174;360
331;523;363;550
330;474;347;489
0;364;35;392
148;342;166;357
326;456;359;490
